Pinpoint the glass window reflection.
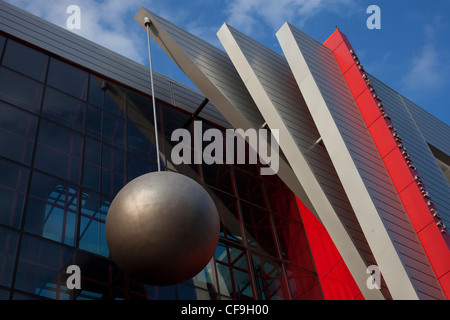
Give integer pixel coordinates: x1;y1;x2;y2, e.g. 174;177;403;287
0;35;5;59
42;87;86;132
284;263;322;300
251;255;288;300
0;227;19;288
234;169;267;207
86;105;125;149
24;171;78;245
240;201;278;257
47;58;88;100
2;39;48;81
34;120;83;183
89;76;126;117
14;235;75;299
211;189;242;243
0;67;43;113
101;145;125;197
127;122;157;161
0;102;37;165
215;244;253;299
79;191;110;257
272;213;315;270
82;138;101;191
0;158;29;229
127;154;158;182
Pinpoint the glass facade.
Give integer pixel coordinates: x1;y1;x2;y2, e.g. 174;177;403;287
0;34;323;300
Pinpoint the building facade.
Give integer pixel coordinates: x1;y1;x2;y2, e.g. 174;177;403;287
0;2;448;300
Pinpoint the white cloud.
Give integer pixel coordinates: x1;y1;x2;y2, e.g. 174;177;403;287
401;24;446;91
402;45;442;90
5;0;147;63
225;0;355;35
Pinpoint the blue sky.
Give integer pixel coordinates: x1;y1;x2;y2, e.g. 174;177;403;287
5;0;449;125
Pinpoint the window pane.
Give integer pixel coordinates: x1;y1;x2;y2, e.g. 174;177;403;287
47;58;88;100
34;120;83;183
251;255;288;300
14;235;75;299
160;102;190;140
127;122;157;161
203;164;234;195
24;171;78;246
86;104;102;140
74;252;126;300
2;39;48;81
127;154;158;182
102;145;125;197
129;283;176;300
82;138;101;191
177;284;218;300
273;213;315;270
0;102;37;165
0;67;43;113
102;112;125;148
0;158;29;229
234;169;267;207
42;87;86;132
88;75;103;108
183;261;217;291
86;105;125;148
240;201;278;257
285;263;322;300
0;288;10;300
211;189;242;243
89;76;126;117
0;35;5;59
265;182;301;221
215;244;253;299
79;191;110;257
0;227;19;288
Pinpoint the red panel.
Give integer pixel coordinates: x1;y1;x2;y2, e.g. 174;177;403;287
296;197;364;300
399;183;435;232
320;259;361;300
367;117;398;158
355;89;383;127
324;29;450;299
296;197;324;243
323;30;344;52
309;232;341;278
438;272;450;300
416;222;450;279
333;41;356;74
382;148;415;192
343;64;368;99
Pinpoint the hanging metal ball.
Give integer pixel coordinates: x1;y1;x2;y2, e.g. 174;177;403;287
105;171;220;286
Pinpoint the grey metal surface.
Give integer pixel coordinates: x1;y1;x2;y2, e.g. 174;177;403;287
277;23;445;300
217;24;386;299
0;0;231;129
399;93;450;156
105;171;220;285
368;75;450;228
134;7;320;220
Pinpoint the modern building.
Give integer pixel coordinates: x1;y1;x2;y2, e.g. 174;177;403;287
0;2;448;300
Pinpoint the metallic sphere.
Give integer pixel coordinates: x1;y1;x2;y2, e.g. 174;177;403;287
105;171;220;286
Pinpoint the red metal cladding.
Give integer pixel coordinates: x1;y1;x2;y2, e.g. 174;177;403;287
323;29;450;299
296;196;364;300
